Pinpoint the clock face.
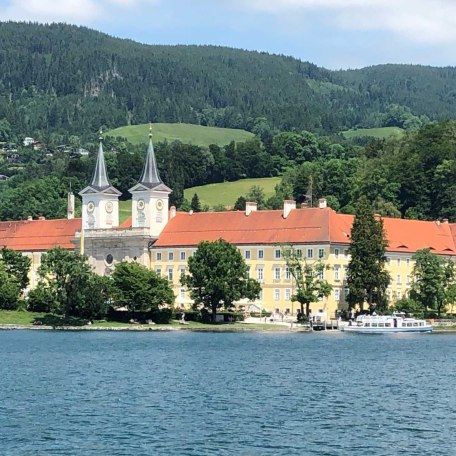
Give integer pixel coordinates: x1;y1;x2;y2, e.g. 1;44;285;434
87;201;95;213
105;201;113;213
156;199;164;211
137;199;145;211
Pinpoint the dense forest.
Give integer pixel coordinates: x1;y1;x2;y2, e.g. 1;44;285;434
1;22;456;139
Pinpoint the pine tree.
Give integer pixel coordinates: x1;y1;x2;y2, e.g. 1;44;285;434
347;196;390;312
190;193;201;212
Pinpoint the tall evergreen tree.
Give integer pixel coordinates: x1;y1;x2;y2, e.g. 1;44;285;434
190;193;202;212
347;196;390;312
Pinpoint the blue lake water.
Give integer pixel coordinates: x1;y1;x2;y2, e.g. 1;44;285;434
1;330;456;455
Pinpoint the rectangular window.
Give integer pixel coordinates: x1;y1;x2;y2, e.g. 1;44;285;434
406;258;410;266
274;267;281;280
275;249;281;259
259;290;263;300
274;289;280;301
317;269;324;280
334;248;339;259
335;288;340;301
307;248;313;259
406;275;411;286
155;267;162;276
179;288;185;299
285;288;291;301
180;251;186;261
397;258;401;267
285;266;291;280
167;268;173;281
156;252;162;261
258;249;264;259
344;249;349;259
343;265;348;277
387;257;391;266
179;267;186;277
296;249;302;258
168;252;174;261
397;274;401;285
318;248;325;259
257;267;264;282
334;265;340;281
244;250;251;260
396;291;402;300
344;288;349;298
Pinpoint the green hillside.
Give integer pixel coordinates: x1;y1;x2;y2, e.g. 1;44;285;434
3;22;456;139
118;177;281;219
342;127;405;139
106;123;254;147
184;177;281;208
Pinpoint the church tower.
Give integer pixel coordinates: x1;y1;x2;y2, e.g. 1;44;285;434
129;126;172;237
79;131;122;230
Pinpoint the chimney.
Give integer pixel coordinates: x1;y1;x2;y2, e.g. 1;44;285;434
318;198;327;209
245;201;257;216
27;216;32;221
283;200;296;219
38;216;45;220
170;206;176;219
67;192;75;220
443;219;449;224
189;210;193;215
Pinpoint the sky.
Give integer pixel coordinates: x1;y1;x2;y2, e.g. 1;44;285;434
1;0;456;69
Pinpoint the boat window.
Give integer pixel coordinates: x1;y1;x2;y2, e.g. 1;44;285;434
385;323;391;327
371;323;377;327
419;322;423;326
407;322;412;327
364;323;370;327
378;323;385;327
413;322;418;326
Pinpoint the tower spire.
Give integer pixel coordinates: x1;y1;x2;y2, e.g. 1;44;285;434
90;129;111;190
138;123;162;188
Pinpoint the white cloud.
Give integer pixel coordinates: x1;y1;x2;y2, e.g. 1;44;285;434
239;0;456;44
0;0;160;24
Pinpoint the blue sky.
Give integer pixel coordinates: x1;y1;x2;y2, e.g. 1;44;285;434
1;0;456;69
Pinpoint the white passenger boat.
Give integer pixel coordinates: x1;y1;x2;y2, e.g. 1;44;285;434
341;313;432;333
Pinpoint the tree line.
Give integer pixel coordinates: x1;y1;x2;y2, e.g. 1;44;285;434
0;120;455;222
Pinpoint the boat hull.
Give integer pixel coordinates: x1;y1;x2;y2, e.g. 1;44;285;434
341;326;432;334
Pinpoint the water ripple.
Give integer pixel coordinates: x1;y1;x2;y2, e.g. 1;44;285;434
0;331;455;455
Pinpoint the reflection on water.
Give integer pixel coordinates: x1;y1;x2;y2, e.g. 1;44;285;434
1;331;455;455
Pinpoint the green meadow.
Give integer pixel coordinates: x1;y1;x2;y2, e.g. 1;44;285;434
117;176;281;220
184;177;281;208
105;122;254;147
341;126;405;139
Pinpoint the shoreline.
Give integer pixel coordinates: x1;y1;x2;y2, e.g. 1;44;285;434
1;323;455;333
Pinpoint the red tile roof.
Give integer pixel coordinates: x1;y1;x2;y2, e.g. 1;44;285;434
0;218;82;251
154;208;456;256
155;208;331;247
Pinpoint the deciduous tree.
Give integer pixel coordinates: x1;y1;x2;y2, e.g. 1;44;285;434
181;239;261;322
282;246;332;317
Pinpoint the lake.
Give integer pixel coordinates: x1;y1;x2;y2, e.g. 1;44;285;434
1;330;455;455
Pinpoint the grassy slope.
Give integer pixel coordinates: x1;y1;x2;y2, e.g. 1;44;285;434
106;123;254;147
342;126;405;139
118;177;281;219
184;177;281;208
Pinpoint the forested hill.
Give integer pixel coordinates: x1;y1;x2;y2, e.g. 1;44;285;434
2;21;456;138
